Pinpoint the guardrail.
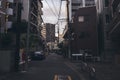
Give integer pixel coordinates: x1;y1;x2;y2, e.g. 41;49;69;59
71;53;101;62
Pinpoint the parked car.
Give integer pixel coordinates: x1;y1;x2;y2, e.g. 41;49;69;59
31;51;45;60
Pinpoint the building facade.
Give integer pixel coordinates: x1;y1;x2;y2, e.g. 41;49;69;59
71;6;98;56
45;23;55;50
107;0;120;63
46;23;55;42
95;0;120;63
0;0;44;73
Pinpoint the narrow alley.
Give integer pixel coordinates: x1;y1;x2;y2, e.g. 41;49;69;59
0;53;84;80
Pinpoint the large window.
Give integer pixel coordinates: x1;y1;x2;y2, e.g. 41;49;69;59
78;16;84;22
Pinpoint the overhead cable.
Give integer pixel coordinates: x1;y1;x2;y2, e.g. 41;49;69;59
44;0;58;18
51;0;59;15
56;0;62;24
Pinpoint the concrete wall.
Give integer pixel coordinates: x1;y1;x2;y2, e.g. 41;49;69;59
0;50;14;73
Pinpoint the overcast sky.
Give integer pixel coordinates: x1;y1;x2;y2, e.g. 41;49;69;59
42;0;67;34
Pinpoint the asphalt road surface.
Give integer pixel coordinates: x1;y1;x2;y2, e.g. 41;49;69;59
3;53;82;80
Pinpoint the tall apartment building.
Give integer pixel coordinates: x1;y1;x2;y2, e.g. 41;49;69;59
30;0;43;34
46;23;55;42
13;0;43;36
45;23;55;50
0;0;44;73
96;0;114;62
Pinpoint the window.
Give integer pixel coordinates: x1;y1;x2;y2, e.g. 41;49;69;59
105;0;109;7
78;16;84;22
105;14;110;24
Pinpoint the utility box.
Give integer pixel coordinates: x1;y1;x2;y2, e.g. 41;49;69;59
0;50;14;73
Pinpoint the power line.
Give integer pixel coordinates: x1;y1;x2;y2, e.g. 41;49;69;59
56;0;62;43
44;0;58;18
56;0;62;24
51;0;59;15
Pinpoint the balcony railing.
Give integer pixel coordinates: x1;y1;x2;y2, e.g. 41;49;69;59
6;21;12;29
72;6;80;10
72;0;82;4
108;13;120;34
6;8;13;15
7;0;14;3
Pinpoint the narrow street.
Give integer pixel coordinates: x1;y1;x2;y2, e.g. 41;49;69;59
1;53;84;80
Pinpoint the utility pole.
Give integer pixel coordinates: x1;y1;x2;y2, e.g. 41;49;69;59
14;2;22;72
57;24;59;44
66;0;71;59
61;0;70;58
66;0;69;23
25;0;31;71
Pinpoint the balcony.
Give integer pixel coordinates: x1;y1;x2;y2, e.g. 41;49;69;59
7;0;14;3
6;21;12;29
6;8;13;15
72;0;82;4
